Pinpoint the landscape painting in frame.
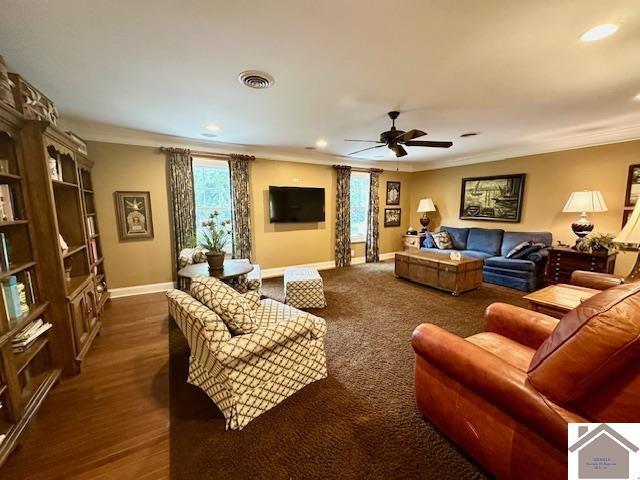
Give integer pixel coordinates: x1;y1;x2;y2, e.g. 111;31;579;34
625;164;640;207
384;208;401;227
114;191;154;241
459;174;526;222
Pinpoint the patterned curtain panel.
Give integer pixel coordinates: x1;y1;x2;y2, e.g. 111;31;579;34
166;148;196;290
334;165;352;267
229;154;254;261
366;169;382;262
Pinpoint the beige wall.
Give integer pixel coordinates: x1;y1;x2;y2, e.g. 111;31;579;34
90;142;175;288
89;141;410;287
409;140;640;276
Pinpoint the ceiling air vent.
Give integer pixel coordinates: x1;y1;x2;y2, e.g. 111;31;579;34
238;70;274;89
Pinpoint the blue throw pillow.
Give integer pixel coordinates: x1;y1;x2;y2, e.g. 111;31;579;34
512;242;546;260
506;240;532;258
422;233;436;249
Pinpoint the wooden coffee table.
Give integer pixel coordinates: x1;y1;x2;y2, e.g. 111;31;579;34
395;251;483;296
523;283;600;318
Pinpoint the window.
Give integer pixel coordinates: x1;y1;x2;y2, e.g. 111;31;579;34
192;158;232;252
350;171;370;242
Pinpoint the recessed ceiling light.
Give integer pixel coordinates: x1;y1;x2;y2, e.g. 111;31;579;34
315;139;328;148
460;131;481;138
201;132;217;138
580;23;618;42
205;124;220;132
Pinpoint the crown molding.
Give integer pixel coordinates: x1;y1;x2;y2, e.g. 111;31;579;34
59;117;416;172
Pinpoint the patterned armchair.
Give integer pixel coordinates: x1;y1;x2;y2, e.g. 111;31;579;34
167;288;328;430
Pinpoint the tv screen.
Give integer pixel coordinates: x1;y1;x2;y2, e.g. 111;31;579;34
269;186;325;223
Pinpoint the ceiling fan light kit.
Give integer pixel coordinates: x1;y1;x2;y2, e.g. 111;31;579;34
345;111;453;158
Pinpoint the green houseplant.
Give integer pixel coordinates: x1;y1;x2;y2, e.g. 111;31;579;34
199;211;231;270
576;232;618;255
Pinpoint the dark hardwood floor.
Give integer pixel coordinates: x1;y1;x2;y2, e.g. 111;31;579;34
2;292;169;479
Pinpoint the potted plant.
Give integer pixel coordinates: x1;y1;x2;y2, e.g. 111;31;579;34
576;232;618;255
199;211;231;270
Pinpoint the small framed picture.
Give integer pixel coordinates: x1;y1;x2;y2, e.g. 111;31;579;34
384;208;401;227
625;164;640;207
386;181;401;205
114;191;154;241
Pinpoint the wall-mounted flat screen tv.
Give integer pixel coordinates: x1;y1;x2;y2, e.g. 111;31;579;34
269;186;325;223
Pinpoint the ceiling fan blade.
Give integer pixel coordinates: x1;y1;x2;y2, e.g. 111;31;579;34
395;129;427;143
344;139;383;143
405;140;453;148
347;144;385;156
391;144;407;157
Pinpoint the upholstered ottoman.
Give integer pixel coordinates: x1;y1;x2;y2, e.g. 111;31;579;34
284;267;327;309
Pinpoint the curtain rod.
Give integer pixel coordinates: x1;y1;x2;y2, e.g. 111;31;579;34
333;164;385;173
160;147;256;161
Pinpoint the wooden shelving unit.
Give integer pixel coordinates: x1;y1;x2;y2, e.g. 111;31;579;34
0;102;61;466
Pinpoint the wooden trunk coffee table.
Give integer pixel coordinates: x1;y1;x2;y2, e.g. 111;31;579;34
395;251;483;296
523;283;600;319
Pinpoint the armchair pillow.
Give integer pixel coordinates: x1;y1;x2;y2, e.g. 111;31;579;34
191;276;259;335
506;240;533;258
241;290;261;311
431;231;453;250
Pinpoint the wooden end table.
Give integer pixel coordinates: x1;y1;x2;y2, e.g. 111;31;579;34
523;283;600;319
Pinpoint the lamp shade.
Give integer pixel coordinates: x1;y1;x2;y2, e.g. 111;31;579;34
614;202;640;244
562;190;608;213
417;198;436;213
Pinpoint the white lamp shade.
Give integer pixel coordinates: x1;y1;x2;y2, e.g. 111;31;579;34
615;202;640;244
562;190;608;213
417;198;436;213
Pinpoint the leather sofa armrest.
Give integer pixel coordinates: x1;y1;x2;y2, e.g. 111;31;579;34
484;303;558;350
570;270;624;290
412;323;580;450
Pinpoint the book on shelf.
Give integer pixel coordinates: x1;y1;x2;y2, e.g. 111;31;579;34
89;238;98;264
2;276;22;320
0;232;8;271
0;184;14;222
86;216;95;236
12;318;52;353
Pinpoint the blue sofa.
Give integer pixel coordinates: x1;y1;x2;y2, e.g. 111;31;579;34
420;226;552;291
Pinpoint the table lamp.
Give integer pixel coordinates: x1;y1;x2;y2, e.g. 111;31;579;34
562;190;608;239
417;198;436;232
614;201;640;281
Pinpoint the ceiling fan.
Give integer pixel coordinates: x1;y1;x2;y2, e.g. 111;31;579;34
345;111;453;158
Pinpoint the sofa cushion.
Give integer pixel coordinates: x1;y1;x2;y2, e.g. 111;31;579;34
467;332;536;371
506;240;533;258
484;256;536;272
528;282;640;404
422;233;436;249
191;275;259;335
466;228;504;255
512;242;546;260
459;250;493;260
431;231;453;250
420;247;457;256
440;226;469;250
501;231;552;257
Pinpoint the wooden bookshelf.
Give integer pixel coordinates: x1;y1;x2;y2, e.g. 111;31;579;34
0;102;61;467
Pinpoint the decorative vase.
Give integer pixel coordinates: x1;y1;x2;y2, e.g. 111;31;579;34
206;252;225;271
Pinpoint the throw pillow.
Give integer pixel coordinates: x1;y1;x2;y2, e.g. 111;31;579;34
190;275;259;335
422;233;436;249
506;240;533;258
241;290;261;311
431;231;453;250
513;242;546;260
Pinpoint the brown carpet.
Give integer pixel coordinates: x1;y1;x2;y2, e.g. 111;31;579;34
170;261;528;479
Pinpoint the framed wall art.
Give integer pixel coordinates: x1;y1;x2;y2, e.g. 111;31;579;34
625;164;640;207
386;181;400;205
384;208;401;227
459;174;526;222
114;191;154;241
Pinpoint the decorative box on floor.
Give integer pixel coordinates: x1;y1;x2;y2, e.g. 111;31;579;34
284;267;327;309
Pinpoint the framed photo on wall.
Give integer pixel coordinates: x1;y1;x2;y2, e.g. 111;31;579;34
625;164;640;207
459;174;526;222
384;208;401;227
114;191;154;241
386;181;400;205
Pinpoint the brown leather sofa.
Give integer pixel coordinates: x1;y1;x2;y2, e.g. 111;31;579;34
412;281;640;480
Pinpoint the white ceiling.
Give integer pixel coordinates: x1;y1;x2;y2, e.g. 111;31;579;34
1;0;640;170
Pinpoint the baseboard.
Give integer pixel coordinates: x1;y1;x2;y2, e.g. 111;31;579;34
110;281;176;299
109;252;400;297
261;251;398;279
